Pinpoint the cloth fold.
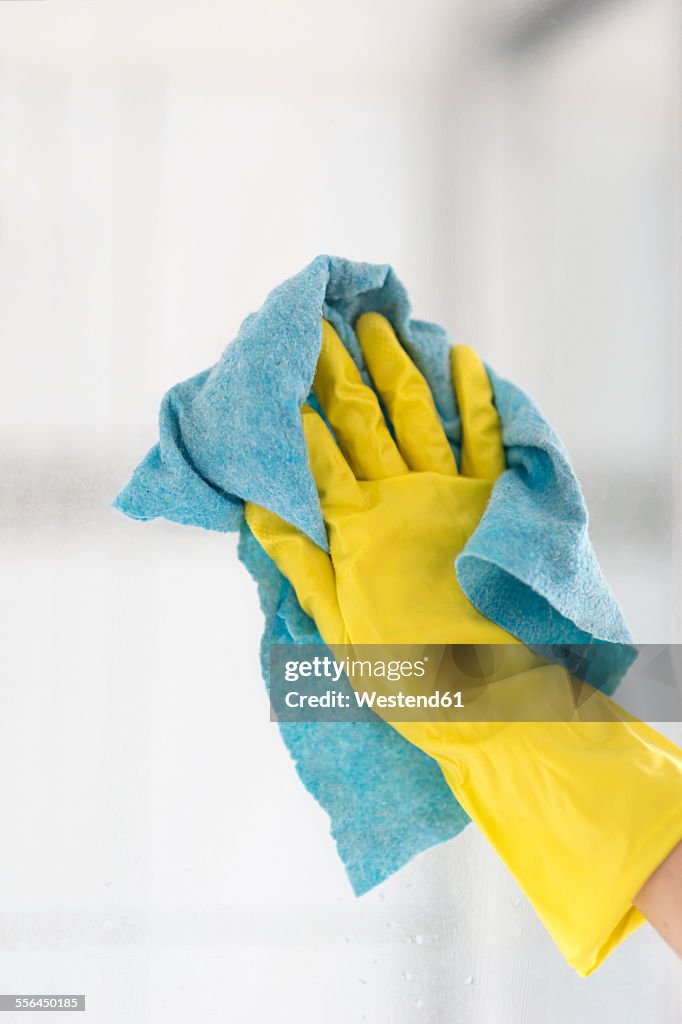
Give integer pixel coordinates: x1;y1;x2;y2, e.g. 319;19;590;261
114;254;634;894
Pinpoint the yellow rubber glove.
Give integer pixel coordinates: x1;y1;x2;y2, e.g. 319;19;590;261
246;313;682;976
247;313;510;646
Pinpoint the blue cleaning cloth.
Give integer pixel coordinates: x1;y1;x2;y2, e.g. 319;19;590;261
114;255;634;896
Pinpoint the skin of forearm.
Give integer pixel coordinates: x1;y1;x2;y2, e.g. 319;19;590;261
634;839;682;958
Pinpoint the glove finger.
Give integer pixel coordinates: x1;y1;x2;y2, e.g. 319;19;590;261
450;345;505;481
355;312;458;476
313;319;408;480
301;404;365;516
244;502;347;646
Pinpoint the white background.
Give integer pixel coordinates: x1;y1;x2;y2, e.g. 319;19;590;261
1;1;681;1021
